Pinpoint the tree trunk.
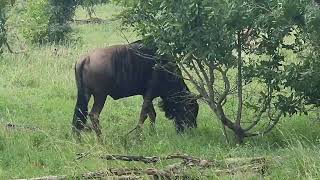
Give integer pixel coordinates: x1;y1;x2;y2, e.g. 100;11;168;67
235;127;245;144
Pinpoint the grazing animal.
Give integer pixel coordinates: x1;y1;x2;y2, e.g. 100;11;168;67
72;41;199;143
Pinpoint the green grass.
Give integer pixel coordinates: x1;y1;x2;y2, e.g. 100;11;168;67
1;3;320;179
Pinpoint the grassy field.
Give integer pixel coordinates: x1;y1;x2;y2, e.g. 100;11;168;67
1;4;320;179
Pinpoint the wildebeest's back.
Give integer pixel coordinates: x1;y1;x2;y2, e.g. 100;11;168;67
107;44;156;99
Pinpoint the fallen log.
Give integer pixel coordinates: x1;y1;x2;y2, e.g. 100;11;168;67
15;174;141;180
1;122;41;132
18;154;270;179
78;153;268;170
95;153;218;168
166;153;218;168
72;18;110;24
15;167;187;180
99;154;160;164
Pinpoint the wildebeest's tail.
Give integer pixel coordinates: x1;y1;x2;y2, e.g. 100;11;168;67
72;56;90;130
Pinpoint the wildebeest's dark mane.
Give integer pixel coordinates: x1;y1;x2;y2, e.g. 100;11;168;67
128;40;158;60
128;40;172;66
107;44;154;95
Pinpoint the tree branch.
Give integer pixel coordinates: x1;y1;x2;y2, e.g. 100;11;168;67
194;59;210;84
236;30;243;128
245;111;283;137
5;40;13;53
206;60;216;103
18;154;271;180
99;154;160;164
217;67;230;104
178;51;210;99
244;87;273;131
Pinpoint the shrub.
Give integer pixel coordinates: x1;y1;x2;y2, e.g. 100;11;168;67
20;0;50;43
0;0;10;54
46;0;77;43
20;0;77;44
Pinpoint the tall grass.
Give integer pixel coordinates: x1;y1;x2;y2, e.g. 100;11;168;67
0;3;320;179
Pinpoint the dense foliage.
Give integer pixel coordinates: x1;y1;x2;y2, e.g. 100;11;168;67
77;0;109;18
18;0;77;43
47;0;77;43
0;0;10;54
119;0;320;143
6;0;110;44
20;0;50;43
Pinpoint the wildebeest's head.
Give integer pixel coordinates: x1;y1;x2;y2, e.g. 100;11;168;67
157;62;199;133
159;90;199;133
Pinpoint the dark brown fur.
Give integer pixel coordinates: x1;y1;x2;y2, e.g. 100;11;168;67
72;41;199;142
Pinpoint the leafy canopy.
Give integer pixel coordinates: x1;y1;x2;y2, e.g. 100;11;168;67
119;0;320;142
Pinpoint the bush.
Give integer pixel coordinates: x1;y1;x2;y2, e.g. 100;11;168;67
77;0;110;19
47;0;77;43
0;0;10;54
19;0;77;44
20;0;50;43
0;9;6;54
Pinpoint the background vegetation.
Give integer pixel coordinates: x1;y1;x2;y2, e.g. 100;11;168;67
0;2;320;179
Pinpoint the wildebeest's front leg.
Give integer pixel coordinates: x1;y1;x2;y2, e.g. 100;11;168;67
89;94;107;144
126;97;153;138
148;103;156;133
138;97;153;128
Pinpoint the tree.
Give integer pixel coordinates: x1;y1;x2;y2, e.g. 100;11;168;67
47;0;77;42
19;0;77;43
119;0;320;143
77;0;109;19
0;2;7;54
0;0;15;54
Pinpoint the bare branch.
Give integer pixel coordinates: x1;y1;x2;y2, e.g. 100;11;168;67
5;40;13;53
210;102;238;133
245;111;283;137
178;51;210;99
206;61;216;102
18;153;271;179
194;59;210;85
191;55;215;92
217;67;230;104
1;122;41;132
236;30;243;127
180;63;209;99
244;87;273;131
191;60;206;84
100;154;160;164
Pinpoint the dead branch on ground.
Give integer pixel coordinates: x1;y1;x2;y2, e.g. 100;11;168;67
1;122;41;132
16;154;271;180
15;167;187;180
72;18;110;24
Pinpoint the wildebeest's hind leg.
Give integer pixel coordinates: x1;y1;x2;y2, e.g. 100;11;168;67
89;94;107;144
72;91;91;142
